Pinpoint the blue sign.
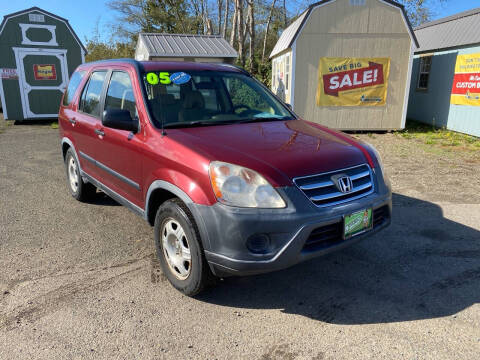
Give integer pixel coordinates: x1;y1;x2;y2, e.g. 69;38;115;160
170;72;191;85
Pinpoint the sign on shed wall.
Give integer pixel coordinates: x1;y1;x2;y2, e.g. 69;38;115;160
33;64;57;80
451;53;480;106
316;57;390;106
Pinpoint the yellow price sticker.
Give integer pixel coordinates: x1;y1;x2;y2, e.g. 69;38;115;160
146;72;171;85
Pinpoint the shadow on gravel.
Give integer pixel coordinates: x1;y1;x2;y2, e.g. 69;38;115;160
89;192;122;207
198;193;480;324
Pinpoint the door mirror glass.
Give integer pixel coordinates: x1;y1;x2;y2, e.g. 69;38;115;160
103;108;138;133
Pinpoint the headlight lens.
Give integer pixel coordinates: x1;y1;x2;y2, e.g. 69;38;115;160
209;161;286;208
364;143;389;184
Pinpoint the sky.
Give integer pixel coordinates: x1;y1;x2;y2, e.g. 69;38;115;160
1;0;480;43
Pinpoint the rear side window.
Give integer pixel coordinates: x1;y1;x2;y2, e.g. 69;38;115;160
80;71;108;117
105;71;137;119
63;70;86;106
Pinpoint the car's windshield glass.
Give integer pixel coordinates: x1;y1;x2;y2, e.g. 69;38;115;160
141;70;294;128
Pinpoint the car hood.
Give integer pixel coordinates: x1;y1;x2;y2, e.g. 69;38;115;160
169;120;368;187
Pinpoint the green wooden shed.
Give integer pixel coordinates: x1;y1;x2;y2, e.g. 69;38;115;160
0;7;86;120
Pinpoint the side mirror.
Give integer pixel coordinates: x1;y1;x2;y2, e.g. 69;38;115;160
102;108;139;133
286;103;292;110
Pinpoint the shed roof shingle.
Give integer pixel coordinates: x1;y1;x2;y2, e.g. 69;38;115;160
139;33;238;58
414;7;480;53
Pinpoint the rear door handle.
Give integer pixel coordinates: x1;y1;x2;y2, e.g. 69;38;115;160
95;129;105;137
69;118;76;125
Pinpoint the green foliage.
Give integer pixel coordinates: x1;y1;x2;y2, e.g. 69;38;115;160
107;0;203;40
395;120;480;150
85;40;135;62
229;77;270;111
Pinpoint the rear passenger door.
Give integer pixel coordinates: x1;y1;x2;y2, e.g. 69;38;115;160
74;70;108;179
92;70;143;208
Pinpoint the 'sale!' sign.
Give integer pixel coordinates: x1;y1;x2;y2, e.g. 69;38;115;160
316;57;390;106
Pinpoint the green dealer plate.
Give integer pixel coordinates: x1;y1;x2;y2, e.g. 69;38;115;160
344;208;373;239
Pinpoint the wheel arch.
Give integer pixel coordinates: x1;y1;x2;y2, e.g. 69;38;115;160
145;180;212;250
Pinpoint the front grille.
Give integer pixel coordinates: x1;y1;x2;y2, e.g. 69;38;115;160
302;205;390;252
293;164;374;207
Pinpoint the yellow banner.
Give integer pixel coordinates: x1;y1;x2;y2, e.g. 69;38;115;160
450;53;480;106
316;57;390;107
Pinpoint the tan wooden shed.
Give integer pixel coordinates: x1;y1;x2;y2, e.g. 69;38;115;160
270;0;418;130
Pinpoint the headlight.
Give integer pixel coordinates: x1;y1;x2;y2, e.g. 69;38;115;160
209;161;286;208
364;143;389;184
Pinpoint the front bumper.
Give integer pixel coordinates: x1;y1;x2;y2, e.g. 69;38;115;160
190;171;392;277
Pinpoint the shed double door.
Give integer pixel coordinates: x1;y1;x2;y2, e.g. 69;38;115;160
13;47;69;119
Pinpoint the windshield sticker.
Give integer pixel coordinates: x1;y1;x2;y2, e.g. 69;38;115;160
146;72;172;85
146;72;159;85
170;72;191;85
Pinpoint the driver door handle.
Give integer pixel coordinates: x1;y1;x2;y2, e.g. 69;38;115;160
95;129;105;137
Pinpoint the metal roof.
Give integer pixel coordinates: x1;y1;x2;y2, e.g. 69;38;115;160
138;33;238;58
270;0;418;59
414;7;480;53
270;11;309;58
0;7;86;53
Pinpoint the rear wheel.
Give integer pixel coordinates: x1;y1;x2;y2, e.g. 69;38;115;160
154;199;214;296
65;148;96;202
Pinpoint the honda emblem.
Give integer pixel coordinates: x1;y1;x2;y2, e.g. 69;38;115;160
336;175;353;193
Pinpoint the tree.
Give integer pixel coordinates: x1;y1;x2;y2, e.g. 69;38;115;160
107;0;201;40
396;0;447;27
84;20;135;62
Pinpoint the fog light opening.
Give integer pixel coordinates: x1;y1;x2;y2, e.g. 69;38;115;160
246;234;271;254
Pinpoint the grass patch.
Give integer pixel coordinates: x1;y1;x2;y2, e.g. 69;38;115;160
50;122;59;129
395;120;480;152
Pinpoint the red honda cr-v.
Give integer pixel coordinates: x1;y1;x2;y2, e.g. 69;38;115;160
59;59;391;296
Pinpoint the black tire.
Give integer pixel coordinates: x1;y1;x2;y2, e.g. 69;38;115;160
64;148;96;202
154;198;214;296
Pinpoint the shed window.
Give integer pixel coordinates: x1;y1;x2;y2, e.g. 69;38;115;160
272;61;276;88
285;55;290;92
417;56;432;90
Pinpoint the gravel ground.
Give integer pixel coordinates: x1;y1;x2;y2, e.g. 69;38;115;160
0;118;479;359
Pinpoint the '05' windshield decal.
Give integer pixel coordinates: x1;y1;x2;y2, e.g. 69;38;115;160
146;72;192;85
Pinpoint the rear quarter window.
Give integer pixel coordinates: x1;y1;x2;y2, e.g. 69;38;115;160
62;70;86;106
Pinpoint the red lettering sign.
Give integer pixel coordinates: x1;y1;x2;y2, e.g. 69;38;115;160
33;64;57;80
323;62;384;97
451;73;480;95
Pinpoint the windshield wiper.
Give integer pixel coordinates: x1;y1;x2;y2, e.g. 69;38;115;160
237;116;292;124
163;119;240;129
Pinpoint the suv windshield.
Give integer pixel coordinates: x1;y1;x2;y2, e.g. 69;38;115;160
141;70;294;128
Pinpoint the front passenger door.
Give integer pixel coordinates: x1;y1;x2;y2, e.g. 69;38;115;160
93;70;144;208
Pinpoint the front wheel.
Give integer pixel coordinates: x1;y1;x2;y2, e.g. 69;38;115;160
65;148;96;202
154;199;214;296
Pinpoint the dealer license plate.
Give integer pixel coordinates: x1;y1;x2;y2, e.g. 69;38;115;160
344;208;373;239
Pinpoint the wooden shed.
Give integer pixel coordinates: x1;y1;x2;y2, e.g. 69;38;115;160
135;33;238;63
270;0;418;130
0;7;86;121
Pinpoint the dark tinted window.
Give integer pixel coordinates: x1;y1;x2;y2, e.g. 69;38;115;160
142;71;292;127
105;71;137;119
80;71;107;117
63;70;86;106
